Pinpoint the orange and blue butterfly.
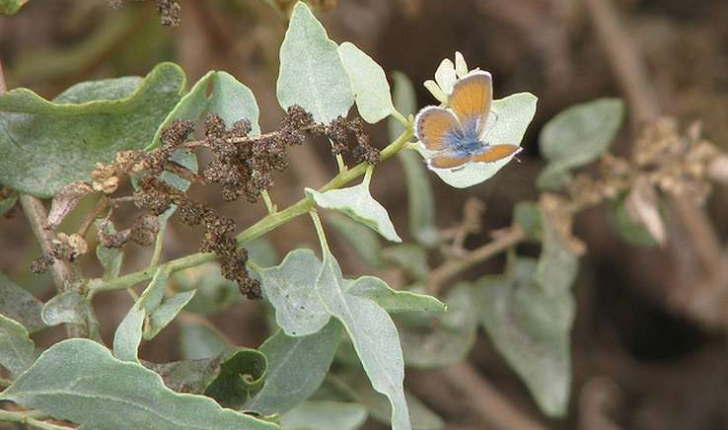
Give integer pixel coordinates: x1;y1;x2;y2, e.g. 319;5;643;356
415;70;521;170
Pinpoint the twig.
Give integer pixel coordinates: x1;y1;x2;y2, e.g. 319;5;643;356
0;410;72;430
76;195;109;237
428;227;525;296
584;0;725;321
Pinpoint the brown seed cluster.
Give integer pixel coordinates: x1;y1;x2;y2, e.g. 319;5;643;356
326;116;380;165
108;0;181;27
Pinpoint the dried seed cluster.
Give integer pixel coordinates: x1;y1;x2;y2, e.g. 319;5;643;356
108;0;181;27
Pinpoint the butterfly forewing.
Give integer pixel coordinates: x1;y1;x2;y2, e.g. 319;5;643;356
471;144;521;163
415;106;462;151
448;71;492;138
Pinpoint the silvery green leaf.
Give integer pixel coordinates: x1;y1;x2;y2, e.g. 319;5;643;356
306;183;401;243
0;339;281;430
179;318;231;360
535;211;579;295
258;249;331;337
420;92;537;188
281;401;368;430
245;321;343;415
0;314;35;377
338;42;394;123
381;244;430;281
477;258;574;417
315;251;411;430
277;2;353;123
0;272;44;333
326;214;382;268
346;276;444;314
537;98;624;190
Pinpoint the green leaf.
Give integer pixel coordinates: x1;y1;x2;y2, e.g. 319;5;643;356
41;290;95;338
0;314;35;377
0;339;281;430
247;237;280;268
537;98;624;190
146;358;220;395
420;92;537;188
396;283;477;368
329;371;443;430
277;2;353;123
535;211;579;295
245;320;343;415
204;349;268;409
257;249;331;337
0;62;185;197
113;267;178;362
326;213;382;268
281;401;368;430
381;244;430;281
306;183;401;243
95;220;124;280
338;42;394;123
397;151;439;247
347;276;445;314
476;258;574;417
388;71;417;138
0;0;28;15
208;72;261;134
0;272;44;333
0;189;18;216
178;318;232;360
173;263;241;315
607;195;659;247
315;250;411;430
513;201;542;240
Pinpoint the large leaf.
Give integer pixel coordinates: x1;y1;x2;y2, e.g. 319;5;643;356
277;2;353;123
535;211;579;295
419;92;537;188
0;272;44;333
537;98;624;190
40;290;96;338
326;214;382;268
380;244;430;282
0;339;280;430
306;183;402;243
346;276;445;314
245;320;343;415
0;62;185;197
281;401;367;430
178;318;232;360
476;258;575;417
257;249;331;337
204;349;268;409
0;314;35;377
315;250;411;430
396;283;477;368
338;42;394;123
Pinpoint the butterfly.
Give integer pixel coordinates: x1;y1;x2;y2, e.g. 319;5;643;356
415;70;522;170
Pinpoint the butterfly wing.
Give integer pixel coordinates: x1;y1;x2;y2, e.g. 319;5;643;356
428;152;472;169
415;106;462;151
471;144;522;163
448;71;492;140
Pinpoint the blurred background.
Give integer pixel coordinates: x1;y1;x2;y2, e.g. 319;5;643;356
2;0;728;429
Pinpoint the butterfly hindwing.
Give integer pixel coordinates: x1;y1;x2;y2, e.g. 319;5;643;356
471;144;521;163
428;152;472;169
448;71;492;138
415;106;462;151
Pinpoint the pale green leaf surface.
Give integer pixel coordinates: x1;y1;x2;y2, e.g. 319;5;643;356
179;319;231;360
477;259;574;417
0;190;17;216
0;62;185;197
347;276;445;314
388;71;417;138
204;349;268;409
535;212;579;295
315;252;411;430
41;291;87;326
276;2;353;123
208;71;261;134
0;314;35;377
396;151;439;247
0;0;28;14
607;196;659;247
397;283;476;368
306;184;401;242
146;291;196;339
245;320;343;415
173;263;240;315
537;98;624;190
326;214;382;268
95;220;124;280
338;42;394;123
258;249;330;337
419;92;537;188
0;272;44;333
281;401;367;430
513;201;542;241
0;339;280;430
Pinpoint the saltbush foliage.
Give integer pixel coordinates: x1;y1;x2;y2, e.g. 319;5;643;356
6;1;724;430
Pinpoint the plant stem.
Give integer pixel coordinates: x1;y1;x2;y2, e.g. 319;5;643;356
260;190;276;214
0;410;72;430
428;226;525;296
309;210;330;255
88;128;413;294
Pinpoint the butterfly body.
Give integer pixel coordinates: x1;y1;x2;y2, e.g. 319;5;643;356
415;70;521;170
